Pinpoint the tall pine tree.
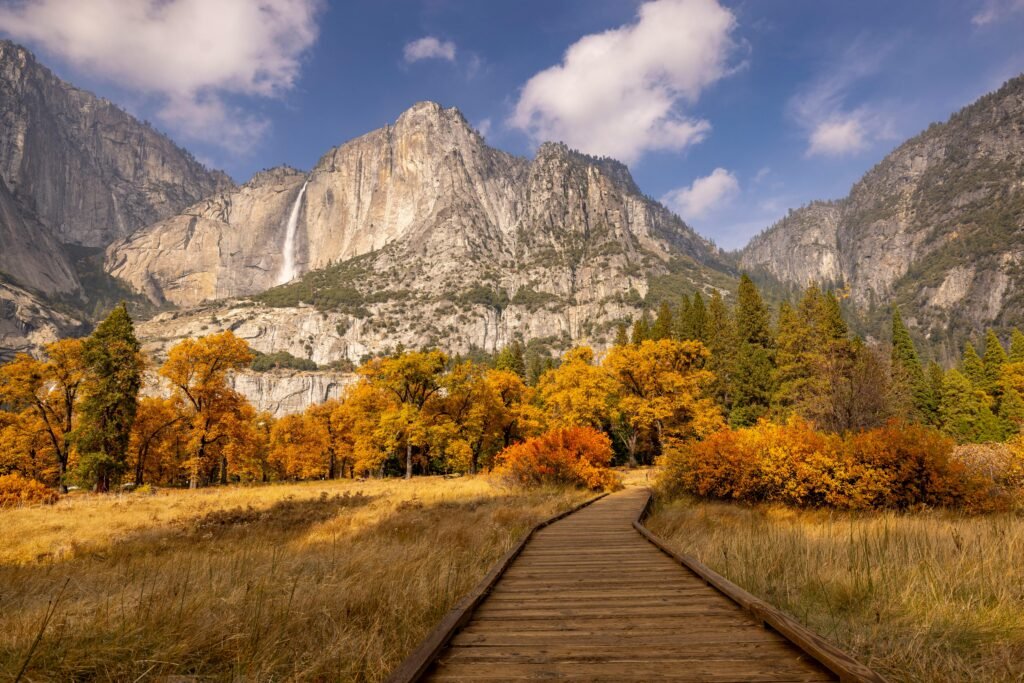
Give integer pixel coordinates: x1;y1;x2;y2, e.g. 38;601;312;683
651;301;674;340
730;275;774;426
1009;328;1024;363
982;329;1008;398
74;303;144;492
961;342;986;388
890;308;928;421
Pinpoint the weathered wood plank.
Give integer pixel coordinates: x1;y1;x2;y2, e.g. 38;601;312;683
383;487;882;683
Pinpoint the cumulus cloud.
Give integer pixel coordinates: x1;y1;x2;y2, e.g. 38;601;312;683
662;168;739;221
0;0;322;153
789;41;894;158
510;0;739;164
404;36;456;63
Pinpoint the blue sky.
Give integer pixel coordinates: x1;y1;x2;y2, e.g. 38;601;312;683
2;0;1024;249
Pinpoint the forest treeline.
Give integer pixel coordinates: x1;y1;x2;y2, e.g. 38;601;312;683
2;275;1023;505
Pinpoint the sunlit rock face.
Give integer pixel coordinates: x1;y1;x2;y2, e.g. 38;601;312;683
740;74;1024;353
110;101;734;365
0;41;230;248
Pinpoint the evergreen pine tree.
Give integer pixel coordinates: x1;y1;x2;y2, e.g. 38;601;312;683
705;290;736;413
1009;328;1024;363
730;275;774;426
613;323;630;347
998;387;1024;438
689;292;708;343
982;329;1008;398
923;361;945;426
890;308;928;420
939;368;1002;443
673;294;693;340
631;310;652;345
961;342;986;388
651;301;674;340
74;303;144;492
771;301;809;416
494;340;526;377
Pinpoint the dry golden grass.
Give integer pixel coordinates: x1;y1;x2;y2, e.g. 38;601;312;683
0;476;589;681
647;497;1024;682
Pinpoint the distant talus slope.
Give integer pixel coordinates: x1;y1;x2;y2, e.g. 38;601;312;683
741;75;1024;345
0;40;231;247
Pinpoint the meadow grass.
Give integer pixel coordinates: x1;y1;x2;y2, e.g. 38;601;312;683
646;497;1024;682
0;476;588;681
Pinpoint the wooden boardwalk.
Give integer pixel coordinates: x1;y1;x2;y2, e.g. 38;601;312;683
423;488;838;681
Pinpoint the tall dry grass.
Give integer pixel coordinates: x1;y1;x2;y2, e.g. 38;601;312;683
0;476;588;681
646;497;1024;682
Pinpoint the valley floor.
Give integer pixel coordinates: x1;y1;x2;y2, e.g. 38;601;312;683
646;498;1024;683
0;476;587;681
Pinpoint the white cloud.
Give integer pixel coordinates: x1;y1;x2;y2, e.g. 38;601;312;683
807;115;868;157
753;166;771;184
0;0;322;153
476;118;493;138
789;41;894;158
510;0;739;164
662;168;739;221
972;0;1024;26
404;36;456;63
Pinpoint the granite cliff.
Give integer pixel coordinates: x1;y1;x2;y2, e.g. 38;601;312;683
741;74;1024;354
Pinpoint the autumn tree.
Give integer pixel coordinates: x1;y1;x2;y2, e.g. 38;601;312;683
74;304;144;491
269;412;329;479
537;346;617;430
0;340;86;491
361;350;447;478
603;339;722;465
159;331;254;487
128;396;181;486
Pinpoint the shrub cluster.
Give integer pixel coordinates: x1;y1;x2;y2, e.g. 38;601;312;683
659;417;1009;511
494;426;621;492
0;473;60;508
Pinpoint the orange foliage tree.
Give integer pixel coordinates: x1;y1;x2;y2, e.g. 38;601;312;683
159;331;254;487
493;425;620;491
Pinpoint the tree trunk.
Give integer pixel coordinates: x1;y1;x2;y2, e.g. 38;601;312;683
405;442;413;479
219;455;228;485
57;458;68;494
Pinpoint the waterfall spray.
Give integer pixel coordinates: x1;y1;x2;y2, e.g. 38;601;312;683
276;180;308;285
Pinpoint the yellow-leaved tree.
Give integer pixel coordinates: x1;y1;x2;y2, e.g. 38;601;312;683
0;339;86;490
537;347;617;430
604;339;723;465
158;331;254;488
360;350;447;478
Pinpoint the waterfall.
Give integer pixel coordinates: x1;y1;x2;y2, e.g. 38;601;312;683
276;180;308;285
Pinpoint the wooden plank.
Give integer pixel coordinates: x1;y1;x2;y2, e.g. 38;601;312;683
382;492;608;683
631;493;887;683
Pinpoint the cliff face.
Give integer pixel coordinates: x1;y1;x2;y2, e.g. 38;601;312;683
0;174;79;295
740;75;1024;348
108;102;733;356
0;280;85;361
0;40;231;248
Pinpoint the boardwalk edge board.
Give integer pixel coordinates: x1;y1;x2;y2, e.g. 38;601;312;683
385;491;610;683
632;492;889;683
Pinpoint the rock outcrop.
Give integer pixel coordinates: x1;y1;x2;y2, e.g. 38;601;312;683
740;74;1024;351
0;40;231;248
0;281;85;361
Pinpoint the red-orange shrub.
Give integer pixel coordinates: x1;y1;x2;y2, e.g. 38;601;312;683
493;426;620;491
0;473;60;508
659;418;1001;511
